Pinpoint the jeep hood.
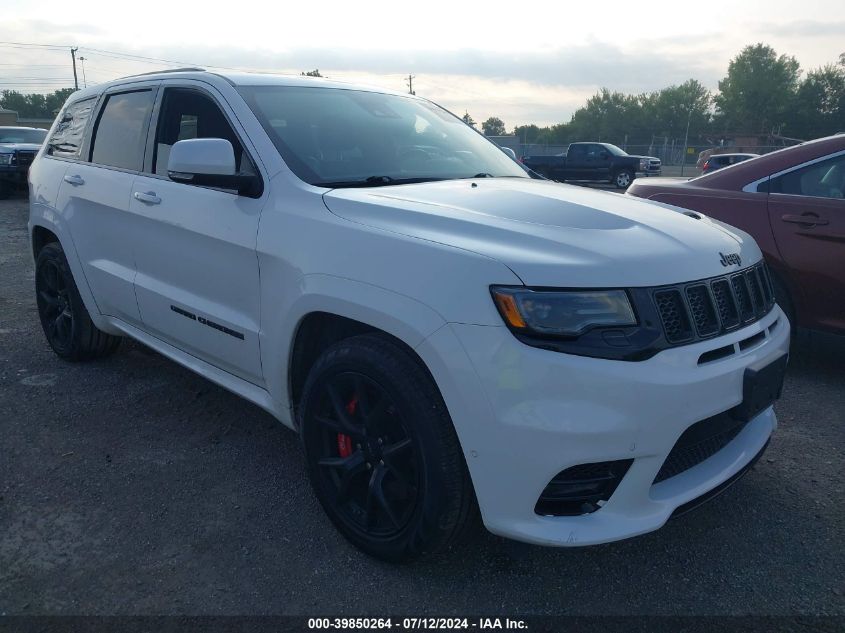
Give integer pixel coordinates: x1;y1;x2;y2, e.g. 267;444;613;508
322;178;761;287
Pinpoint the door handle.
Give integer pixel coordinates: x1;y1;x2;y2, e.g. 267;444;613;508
133;191;161;205
781;213;829;227
63;174;84;186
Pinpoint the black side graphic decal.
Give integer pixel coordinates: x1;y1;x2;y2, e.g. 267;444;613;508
170;305;245;340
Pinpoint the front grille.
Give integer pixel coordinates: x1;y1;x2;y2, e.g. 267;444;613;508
654;412;749;483
654;290;693;343
13;151;36;167
654;262;774;347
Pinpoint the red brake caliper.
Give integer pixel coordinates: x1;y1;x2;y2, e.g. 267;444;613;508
337;395;357;458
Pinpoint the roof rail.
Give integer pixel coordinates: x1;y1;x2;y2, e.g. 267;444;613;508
121;67;206;79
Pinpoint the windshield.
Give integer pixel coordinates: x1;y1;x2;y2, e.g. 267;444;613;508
238;86;528;187
0;128;47;144
603;143;627;156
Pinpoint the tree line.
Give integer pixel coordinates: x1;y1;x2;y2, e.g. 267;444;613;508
475;44;845;147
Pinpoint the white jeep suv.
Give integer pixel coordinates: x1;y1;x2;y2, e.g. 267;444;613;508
28;70;790;561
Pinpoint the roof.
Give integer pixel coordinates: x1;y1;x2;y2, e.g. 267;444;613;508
68;69;407;102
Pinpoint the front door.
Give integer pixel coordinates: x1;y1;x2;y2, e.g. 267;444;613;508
767;151;845;332
129;83;266;385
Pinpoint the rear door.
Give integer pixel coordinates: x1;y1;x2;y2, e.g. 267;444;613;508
57;84;158;325
128;81;266;385
767;151;845;332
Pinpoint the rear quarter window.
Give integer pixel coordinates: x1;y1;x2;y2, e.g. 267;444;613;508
47;98;96;159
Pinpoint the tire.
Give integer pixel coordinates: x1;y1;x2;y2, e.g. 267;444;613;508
35;242;122;361
770;273;796;334
299;334;477;562
613;169;634;189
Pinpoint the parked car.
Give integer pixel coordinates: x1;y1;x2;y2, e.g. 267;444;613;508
700;152;760;174
628;134;845;337
522;142;661;188
0;126;47;198
29;70;788;561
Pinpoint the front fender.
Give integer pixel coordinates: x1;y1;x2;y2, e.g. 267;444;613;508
259;273;447;426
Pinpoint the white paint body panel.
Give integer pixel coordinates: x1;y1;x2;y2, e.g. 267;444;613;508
28;70;790;547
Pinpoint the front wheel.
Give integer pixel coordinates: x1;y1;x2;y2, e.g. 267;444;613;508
613;169;634;189
299;334;476;562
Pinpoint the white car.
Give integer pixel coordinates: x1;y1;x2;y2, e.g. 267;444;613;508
28;70;790;561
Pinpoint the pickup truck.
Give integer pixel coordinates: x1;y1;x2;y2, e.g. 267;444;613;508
0;126;47;198
522;142;661;188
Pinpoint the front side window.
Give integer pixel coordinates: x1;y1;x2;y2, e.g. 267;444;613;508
238;86;527;187
152;88;251;176
90;90;155;171
770;153;845;200
47;98;95;159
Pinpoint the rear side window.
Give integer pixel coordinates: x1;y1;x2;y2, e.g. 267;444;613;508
769;153;845;200
90;90;155;171
47;98;95;158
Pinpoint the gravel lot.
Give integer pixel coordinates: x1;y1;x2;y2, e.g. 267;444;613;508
1;195;843;616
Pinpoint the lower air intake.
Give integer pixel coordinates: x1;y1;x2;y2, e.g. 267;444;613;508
535;459;633;516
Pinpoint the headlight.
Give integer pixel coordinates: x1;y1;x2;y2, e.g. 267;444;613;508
491;287;637;337
0;153;12;165
639;158;648;170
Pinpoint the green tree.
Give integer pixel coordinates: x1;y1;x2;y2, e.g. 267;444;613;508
649;80;711;138
461;111;476;128
714;43;800;134
0;88;74;118
481;116;506;136
301;69;323;77
793;65;845;138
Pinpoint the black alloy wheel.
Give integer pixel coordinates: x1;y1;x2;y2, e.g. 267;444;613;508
311;371;419;537
300;334;476;561
36;253;75;355
35;242;121;360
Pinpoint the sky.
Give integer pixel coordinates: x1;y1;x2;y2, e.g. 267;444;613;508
1;0;843;128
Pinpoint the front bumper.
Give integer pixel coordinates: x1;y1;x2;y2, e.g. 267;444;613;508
417;306;789;546
0;164;29;184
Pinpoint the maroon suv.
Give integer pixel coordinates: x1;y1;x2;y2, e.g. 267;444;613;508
628;135;845;336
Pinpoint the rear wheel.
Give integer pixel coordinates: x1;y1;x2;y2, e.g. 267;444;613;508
35;242;122;361
299;334;476;562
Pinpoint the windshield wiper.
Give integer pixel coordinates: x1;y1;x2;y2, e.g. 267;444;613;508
319;176;447;188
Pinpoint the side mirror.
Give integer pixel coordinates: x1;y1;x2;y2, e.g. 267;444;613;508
167;138;260;196
500;147;517;160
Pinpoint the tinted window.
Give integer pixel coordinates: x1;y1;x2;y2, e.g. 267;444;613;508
90;90;155;171
47;98;95;158
568;144;586;158
770;154;845;200
239;86;527;187
153;88;250;176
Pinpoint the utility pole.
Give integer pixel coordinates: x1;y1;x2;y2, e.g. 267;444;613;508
406;74;415;95
70;47;79;90
79;56;87;88
680;108;693;177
